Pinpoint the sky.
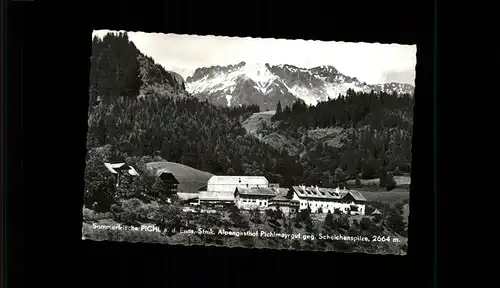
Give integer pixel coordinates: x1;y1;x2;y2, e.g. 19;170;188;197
93;30;417;85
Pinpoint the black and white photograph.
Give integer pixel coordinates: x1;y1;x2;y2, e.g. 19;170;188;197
82;30;414;255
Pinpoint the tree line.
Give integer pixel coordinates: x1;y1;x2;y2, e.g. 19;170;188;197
86;96;303;186
269;89;414;187
273;89;414;130
83;196;408;253
85;32;412;215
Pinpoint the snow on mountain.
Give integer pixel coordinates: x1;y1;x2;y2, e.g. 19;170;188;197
185;62;414;111
243;62;278;94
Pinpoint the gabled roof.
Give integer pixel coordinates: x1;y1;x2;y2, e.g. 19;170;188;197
371;209;382;215
292;186;366;202
208;176;268;186
154;168;173;177
292;186;342;200
155;169;180;184
104;163;139;176
342;190;367;202
235;186;276;197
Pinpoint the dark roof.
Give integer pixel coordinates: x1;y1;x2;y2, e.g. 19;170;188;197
151;168;180;184
159;173;180;184
292;186;367;202
154;168;171;177
343;190;367;202
235;186;276;197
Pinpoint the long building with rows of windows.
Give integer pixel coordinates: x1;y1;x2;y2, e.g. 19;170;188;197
195;176;367;215
290;185;367;215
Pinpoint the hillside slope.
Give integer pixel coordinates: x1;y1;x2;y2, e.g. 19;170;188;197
146;161;213;193
137;53;190;99
89;32;190;106
242;110;347;157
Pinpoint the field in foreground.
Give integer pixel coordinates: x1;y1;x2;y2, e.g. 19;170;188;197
146;161;213;192
82;201;408;255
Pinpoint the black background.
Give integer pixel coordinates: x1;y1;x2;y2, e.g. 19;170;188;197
6;0;441;287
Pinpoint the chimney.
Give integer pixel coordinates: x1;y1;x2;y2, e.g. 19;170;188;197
315;186;320;193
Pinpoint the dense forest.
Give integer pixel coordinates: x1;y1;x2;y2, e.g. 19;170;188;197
86;32;303;198
86;96;302;184
273;89;414;130
85;32;413;211
83;32;409;253
268;90;413;187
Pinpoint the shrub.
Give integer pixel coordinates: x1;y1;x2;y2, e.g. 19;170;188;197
117;198;144;226
83;207;96;222
360;217;372;230
338;215;350;230
386;211;406;235
352;219;359;228
333;240;353;252
394;202;405;215
385;172;397;191
153;155;165;162
324;212;334;229
401;243;408;253
355;177;361;186
110;203;124;215
291;239;301;250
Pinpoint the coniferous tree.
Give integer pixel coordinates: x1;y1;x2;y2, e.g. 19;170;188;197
275;101;282;119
